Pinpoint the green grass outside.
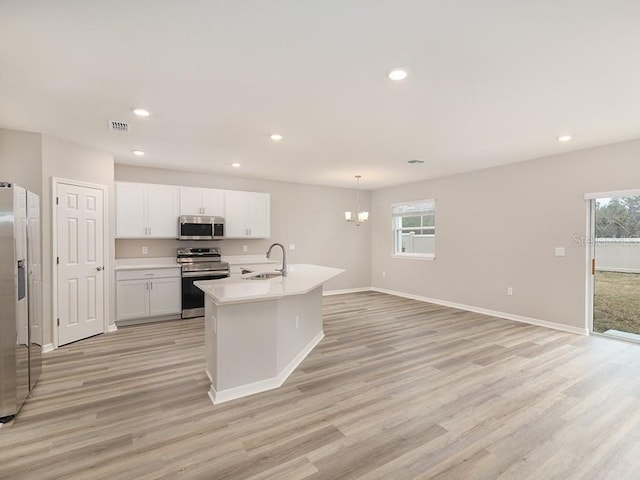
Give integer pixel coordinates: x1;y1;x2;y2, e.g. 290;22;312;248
594;271;640;335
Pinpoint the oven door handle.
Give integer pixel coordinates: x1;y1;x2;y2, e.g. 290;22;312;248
182;270;229;278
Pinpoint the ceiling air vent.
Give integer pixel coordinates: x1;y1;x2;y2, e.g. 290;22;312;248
108;120;130;133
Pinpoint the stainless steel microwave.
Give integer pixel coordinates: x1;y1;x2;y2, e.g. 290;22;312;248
178;215;224;240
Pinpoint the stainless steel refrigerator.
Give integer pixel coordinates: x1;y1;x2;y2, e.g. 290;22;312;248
0;182;42;423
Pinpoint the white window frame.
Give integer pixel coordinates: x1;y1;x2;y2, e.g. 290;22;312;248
392;199;436;260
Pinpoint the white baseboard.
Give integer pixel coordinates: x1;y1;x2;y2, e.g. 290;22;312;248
107;324;118;333
324;286;372;296
209;331;325;405
371;287;588;336
115;314;181;327
42;343;54;354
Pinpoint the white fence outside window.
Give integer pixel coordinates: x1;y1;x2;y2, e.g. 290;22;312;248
596;238;640;273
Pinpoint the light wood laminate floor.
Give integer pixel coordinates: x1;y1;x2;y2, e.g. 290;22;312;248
2;292;640;479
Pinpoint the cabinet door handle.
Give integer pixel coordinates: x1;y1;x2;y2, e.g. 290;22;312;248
150;281;153;290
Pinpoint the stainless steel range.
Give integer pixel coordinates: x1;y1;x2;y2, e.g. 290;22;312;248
177;247;229;319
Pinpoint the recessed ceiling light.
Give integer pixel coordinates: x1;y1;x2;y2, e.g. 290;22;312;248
131;107;151;117
132;149;145;156
557;135;572;142
231;162;241;168
388;68;408;81
270;134;283;141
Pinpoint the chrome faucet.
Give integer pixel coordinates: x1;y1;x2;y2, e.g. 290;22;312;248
266;243;287;276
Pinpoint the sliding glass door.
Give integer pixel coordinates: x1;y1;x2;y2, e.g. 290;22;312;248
591;195;640;341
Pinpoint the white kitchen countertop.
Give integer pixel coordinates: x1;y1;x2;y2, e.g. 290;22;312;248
115;255;277;271
195;264;345;305
114;257;179;270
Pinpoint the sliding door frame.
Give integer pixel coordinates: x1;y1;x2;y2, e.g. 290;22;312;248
584;188;640;338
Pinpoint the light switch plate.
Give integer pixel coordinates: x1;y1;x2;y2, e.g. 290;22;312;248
289;244;295;250
555;247;565;257
242;245;248;252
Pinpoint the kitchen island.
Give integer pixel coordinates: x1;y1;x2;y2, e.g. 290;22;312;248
195;264;344;404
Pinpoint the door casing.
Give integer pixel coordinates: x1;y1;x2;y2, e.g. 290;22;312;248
52;177;110;349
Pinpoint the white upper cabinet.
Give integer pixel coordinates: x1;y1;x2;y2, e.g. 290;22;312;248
116;182;179;238
246;192;270;238
116;183;145;237
179;187;225;216
116;182;269;239
201;188;225;216
224;190;270;238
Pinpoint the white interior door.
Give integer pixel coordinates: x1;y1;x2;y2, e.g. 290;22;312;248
57;182;105;346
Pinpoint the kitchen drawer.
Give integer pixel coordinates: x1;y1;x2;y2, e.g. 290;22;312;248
116;267;180;281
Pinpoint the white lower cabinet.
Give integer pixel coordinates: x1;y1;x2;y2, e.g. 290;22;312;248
116;268;181;321
148;277;182;316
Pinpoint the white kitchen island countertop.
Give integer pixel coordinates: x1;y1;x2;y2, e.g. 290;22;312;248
195;264;344;306
222;254;278;266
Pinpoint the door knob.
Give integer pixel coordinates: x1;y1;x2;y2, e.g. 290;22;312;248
96;266;104;271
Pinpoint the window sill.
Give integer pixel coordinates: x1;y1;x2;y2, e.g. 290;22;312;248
391;254;435;261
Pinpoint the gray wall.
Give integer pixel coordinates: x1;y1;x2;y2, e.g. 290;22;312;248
372;138;640;331
0;129;116;348
8;125;640;346
0;128;42;194
41;135;115;347
115;164;372;291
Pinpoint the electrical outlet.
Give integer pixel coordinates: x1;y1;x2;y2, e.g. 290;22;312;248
242;245;248;252
142;246;148;255
555;247;565;257
507;287;513;296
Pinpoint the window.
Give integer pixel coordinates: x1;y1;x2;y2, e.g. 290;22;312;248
392;199;435;258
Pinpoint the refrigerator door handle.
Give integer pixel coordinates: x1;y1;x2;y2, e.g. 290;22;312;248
17;259;26;301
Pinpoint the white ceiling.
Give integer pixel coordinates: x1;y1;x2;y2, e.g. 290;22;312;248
2;1;640;189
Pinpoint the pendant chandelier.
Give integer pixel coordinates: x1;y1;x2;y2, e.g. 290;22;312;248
345;175;368;226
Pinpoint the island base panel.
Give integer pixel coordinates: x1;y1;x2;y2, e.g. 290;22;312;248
205;287;324;404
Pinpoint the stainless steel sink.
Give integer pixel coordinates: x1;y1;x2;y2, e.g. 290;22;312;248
243;272;282;280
